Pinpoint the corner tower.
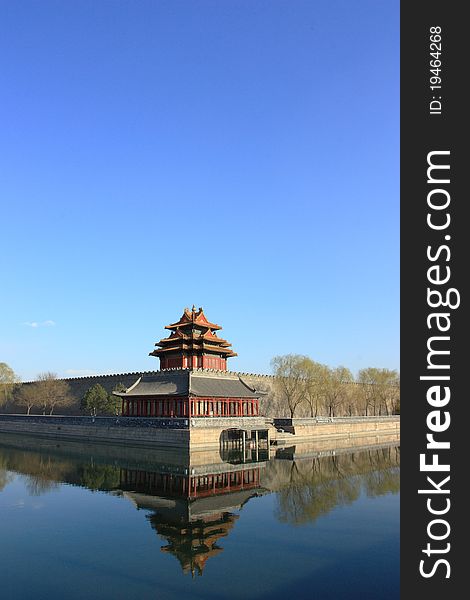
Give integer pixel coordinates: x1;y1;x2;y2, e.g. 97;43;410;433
149;306;237;371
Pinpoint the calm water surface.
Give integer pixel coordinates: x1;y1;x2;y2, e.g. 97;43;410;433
0;435;399;600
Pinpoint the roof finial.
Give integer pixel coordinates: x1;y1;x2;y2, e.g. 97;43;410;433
191;304;196;312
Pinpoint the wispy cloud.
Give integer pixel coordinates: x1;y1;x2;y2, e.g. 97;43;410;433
23;320;56;328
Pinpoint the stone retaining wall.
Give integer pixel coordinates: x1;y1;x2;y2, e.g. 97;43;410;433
0;414;399;450
274;416;400;442
0;415;190;448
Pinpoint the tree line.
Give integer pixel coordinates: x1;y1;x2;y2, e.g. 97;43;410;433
1;363;124;416
2;358;400;419
269;354;400;418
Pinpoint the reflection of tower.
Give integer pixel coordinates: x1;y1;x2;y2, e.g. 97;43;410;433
149;512;239;577
120;463;267;575
120;466;262;500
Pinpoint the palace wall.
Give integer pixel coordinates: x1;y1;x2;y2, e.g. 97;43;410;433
5;370;397;419
5;370;277;415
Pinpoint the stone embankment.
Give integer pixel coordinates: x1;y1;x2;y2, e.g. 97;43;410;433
0;414;399;450
273;416;400;443
0;415;190;448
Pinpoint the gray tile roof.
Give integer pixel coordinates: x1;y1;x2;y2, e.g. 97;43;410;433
118;370;260;398
121;371;189;396
190;373;259;398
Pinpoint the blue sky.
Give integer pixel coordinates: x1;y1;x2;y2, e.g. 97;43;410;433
0;0;399;381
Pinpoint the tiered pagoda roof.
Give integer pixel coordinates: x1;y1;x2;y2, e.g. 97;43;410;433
149;307;237;370
114;306;265;416
151;306;237;358
166;306;222;331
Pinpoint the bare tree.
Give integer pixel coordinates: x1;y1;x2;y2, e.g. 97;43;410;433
300;358;329;417
271;354;307;418
357;368;399;415
323;366;354;417
36;372;73;415
343;383;360;416
16;383;41;415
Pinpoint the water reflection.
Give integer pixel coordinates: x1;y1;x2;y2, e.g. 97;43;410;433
0;434;399;577
269;446;400;525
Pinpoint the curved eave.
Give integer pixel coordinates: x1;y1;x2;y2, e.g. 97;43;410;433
155;337;232;348
150;345;236;356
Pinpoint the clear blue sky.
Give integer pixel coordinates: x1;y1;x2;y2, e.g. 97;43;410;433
0;0;399;381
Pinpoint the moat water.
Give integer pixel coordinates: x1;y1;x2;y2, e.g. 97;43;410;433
0;434;399;600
